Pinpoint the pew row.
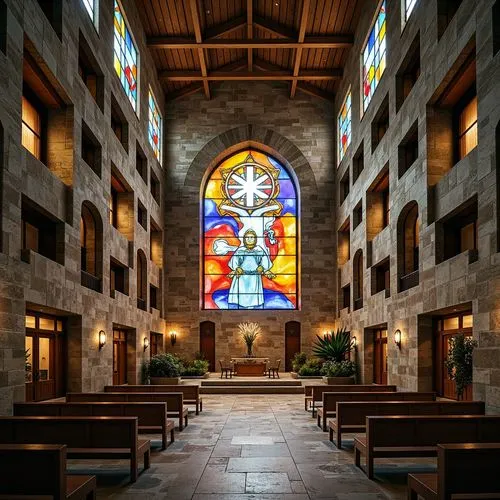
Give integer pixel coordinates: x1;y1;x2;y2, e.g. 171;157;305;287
317;391;436;431
14;401;175;450
354;415;500;479
305;385;397;414
66;392;188;430
408;443;500;499
0;416;150;482
328;400;485;448
0;444;96;499
104;385;203;415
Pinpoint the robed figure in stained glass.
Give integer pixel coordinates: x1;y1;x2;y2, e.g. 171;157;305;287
203;150;298;310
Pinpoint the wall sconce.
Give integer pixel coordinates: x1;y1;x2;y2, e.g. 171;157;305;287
394;329;402;349
143;336;150;352
170;331;177;346
323;331;331;340
98;330;106;350
352;336;357;349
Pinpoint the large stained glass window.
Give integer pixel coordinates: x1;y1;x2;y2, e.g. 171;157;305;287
203;150;298;310
362;0;386;112
148;89;161;163
113;0;138;112
338;90;352;165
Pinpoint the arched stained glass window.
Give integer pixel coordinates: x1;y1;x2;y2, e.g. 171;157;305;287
203;150;299;310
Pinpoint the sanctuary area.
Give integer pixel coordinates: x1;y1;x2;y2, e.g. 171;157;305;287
0;0;499;498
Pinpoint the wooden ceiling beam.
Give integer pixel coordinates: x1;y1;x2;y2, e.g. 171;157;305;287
165;83;204;101
247;0;253;71
159;69;342;81
253;15;296;39
290;0;310;98
147;36;353;50
188;0;210;99
204;15;246;40
296;82;335;101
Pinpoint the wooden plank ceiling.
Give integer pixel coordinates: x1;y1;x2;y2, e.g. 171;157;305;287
137;0;362;101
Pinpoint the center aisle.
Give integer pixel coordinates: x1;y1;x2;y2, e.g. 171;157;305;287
98;394;407;499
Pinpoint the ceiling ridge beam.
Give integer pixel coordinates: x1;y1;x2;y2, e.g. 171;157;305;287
147;36;353;49
247;0;253;71
290;0;310;98
188;0;210;99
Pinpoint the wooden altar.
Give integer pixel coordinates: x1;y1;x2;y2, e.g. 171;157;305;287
231;357;269;376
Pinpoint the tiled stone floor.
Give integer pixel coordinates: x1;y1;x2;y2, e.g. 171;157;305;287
68;394;436;499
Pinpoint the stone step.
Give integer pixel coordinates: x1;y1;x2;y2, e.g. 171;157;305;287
201;380;302;386
200;386;305;394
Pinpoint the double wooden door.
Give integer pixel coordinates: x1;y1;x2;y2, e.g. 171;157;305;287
113;329;128;385
373;329;388;385
25;312;65;402
285;321;301;372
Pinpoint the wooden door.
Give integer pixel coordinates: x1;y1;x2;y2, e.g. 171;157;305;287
285;321;301;372
435;312;473;400
25;312;64;402
113;329;128;385
373;329;388;385
200;321;215;372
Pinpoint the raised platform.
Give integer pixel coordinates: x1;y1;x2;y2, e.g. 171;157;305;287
199;378;305;394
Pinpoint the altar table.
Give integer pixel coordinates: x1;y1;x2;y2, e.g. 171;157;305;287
231;357;269;376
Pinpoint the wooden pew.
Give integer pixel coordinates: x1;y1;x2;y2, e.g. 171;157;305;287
354;415;500;479
317;391;436;431
0;444;96;499
408;443;500;499
329;400;485;448
14;401;175;450
308;385;397;415
0;416;151;482
104;385;203;415
67;392;188;430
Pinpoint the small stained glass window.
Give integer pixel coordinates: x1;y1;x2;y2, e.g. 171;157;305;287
113;0;138;112
338;90;351;165
362;0;387;112
404;0;418;23
148;89;162;163
82;0;97;27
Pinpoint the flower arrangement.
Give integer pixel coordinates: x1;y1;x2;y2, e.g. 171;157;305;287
238;322;261;357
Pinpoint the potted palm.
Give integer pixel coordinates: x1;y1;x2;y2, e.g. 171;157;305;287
445;334;477;400
312;328;357;384
147;353;183;385
238;322;261;357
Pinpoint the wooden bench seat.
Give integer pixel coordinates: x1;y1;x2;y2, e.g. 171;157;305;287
0;416;150;482
104;385;203;415
307;385;397;415
67;392;189;430
328;400;485;447
14;401;175;450
317;391;436;431
354;415;500;479
408;443;500;499
0;444;96;499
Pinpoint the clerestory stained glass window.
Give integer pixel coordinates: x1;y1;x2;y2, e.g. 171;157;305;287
404;0;418;22
148;89;162;163
82;0;97;26
338;90;352;165
362;0;386;112
203;150;298;310
113;0;138;112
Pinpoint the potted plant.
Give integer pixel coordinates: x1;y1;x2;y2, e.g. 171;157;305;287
182;359;210;379
445;334;477;400
290;352;308;378
147;353;183;384
238;322;261;357
298;358;323;377
312;327;357;384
